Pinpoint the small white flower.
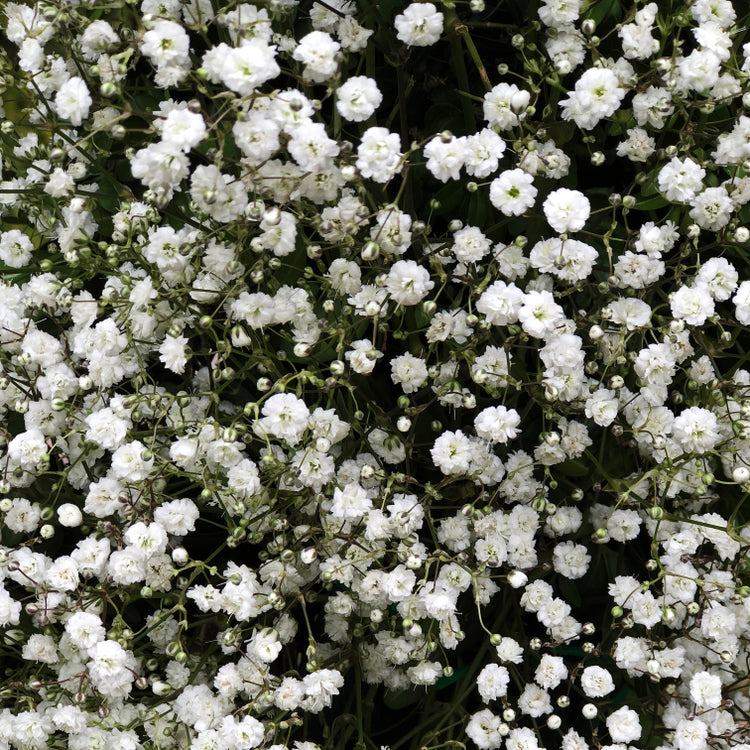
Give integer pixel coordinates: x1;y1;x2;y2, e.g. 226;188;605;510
474;406;521;444
394;3;444;47
490;169;537;216
57;504;83;527
689;670;723;709
336;76;382;122
580;665;615;697
386;260;434;305
543;188;590;233
606;706;641;743
54;77;92;126
672;406;720;454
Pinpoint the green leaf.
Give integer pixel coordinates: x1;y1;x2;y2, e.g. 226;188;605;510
554;459;590;477
558;575;583;607
586;0;623;27
467;191;492;230
383;687;423;710
435;664;469;690
635;196;669;210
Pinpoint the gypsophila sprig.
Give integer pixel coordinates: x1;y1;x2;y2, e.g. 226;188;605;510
0;0;749;749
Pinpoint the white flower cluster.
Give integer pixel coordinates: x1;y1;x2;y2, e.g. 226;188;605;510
0;1;749;750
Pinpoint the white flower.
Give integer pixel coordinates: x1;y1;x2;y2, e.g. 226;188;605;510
159;334;190;374
233;111;280;165
256;393;310;445
407;660;442;685
689;670;723;709
518;683;552;717
529;238;597;283
543;188;590;233
87;639;136;697
476;280;525;325
357;127;403;182
190;164;248;222
606;706;641;743
22;633;58;663
634;342;676;386
160;108;206;152
465;129;506;178
336;76;382;121
506;727;540;750
465;709;504;750
552;541;590;579
391;353;428;393
383;564;417;601
617;126;656;161
474;406;521;444
606;509;641;542
431;430;473;475
606;298;652;330
695;257;738;300
394;3;444;47
7;429;47;470
538;0;582;28
110;440;154;482
580;665;615;697
621;28;659;63
560;68;626;129
490;169;537;216
0;229;33;268
338;15;374;51
57;503;83;527
0;585;21;627
21;329;63;367
327;259;362;295
275;677;305;710
483;83;529;129
671;406;721;454
216;40;281;95
54;77;92;126
302;668;344;712
518;290;565;338
424;135;467;182
676;48;721;93
44;167;74;198
345;338;383;374
495;636;524;664
154;497;199;535
130;141;189;198
689;186;733;230
123;522;167;564
584;389;619;427
452;226;492;263
65;611;106;650
288;122;340;172
293;31;340;82
534;654;568;690
141;20;190;67
476;664;510;702
5;498;41;533
674;719;708;750
80;19;119;60
248;629;282;663
658;157;706;203
386;260;434;305
734;280;750;324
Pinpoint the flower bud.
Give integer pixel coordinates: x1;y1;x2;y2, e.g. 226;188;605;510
582;704;597;719
57;503;83;527
507;570;528;588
